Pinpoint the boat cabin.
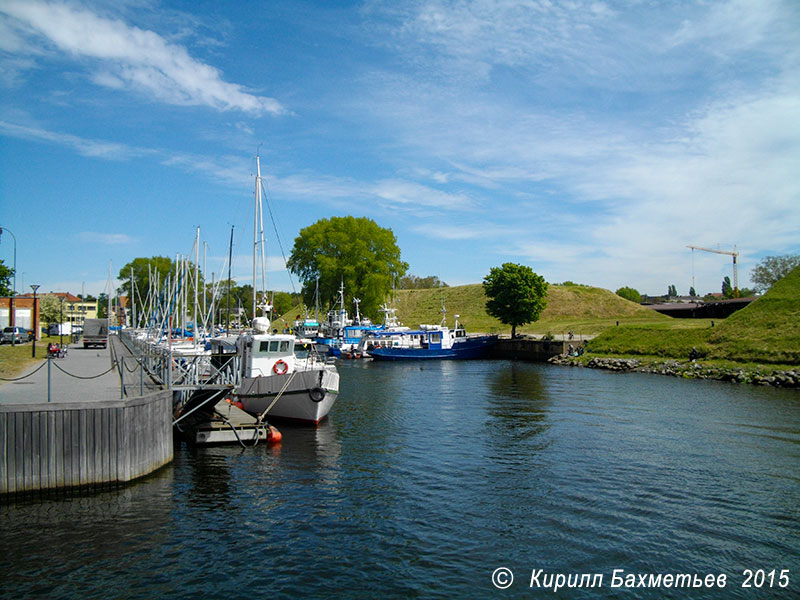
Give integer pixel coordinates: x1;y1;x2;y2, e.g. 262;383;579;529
239;333;298;378
360;325;466;351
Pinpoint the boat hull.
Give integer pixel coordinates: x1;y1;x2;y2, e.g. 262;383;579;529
368;336;498;361
236;368;340;423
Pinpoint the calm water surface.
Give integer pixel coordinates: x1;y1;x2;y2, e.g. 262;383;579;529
2;361;799;599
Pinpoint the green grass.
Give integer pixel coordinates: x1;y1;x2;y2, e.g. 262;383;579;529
0;339;44;379
0;335;67;379
389;283;670;336
588;266;800;365
284;268;800;367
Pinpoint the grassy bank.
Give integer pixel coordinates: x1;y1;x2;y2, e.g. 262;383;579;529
391;282;671;336
588;266;800;365
385;268;799;367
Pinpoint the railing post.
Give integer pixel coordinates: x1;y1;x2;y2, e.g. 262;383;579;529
120;356;125;399
47;355;51;403
140;357;144;396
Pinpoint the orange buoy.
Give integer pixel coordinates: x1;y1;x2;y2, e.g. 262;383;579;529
232;400;245;410
267;425;282;444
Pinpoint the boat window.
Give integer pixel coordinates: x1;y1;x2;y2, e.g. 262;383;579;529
430;332;442;343
258;340;291;354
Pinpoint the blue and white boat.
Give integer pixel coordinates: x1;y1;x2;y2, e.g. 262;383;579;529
317;285;385;358
359;314;497;360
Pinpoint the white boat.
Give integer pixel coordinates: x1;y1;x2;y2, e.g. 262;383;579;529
222;155;340;423
229;321;340;423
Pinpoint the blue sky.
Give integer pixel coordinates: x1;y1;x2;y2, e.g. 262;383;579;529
1;0;798;299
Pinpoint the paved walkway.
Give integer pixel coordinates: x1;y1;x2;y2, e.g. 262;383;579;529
0;337;129;405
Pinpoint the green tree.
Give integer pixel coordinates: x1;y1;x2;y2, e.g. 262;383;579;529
751;254;800;293
615;286;641;303
722;276;733;298
117;256;177;306
482;263;548;338
118;256;175;299
689;286;697;297
398;274;449;289
0;259;13;296
287;216;408;320
271;291;296;316
39;294;62;327
667;284;677;297
97;293;108;319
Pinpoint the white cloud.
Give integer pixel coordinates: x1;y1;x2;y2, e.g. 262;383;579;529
0;120;153;159
78;232;135;245
0;0;284;114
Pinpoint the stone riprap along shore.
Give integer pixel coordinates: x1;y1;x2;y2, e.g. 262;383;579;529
548;355;800;388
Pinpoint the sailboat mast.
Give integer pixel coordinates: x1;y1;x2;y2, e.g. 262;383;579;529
194;227;200;343
253;156;260;320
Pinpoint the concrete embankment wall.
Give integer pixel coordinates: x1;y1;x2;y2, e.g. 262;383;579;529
1;390;173;495
489;338;573;361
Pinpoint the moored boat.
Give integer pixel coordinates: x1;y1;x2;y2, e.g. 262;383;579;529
231;325;339;423
360;314;497;360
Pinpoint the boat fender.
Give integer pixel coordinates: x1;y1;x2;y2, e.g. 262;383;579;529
267;425;282;444
273;359;289;375
309;387;326;402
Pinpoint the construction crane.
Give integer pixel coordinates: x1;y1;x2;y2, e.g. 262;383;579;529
687;245;739;295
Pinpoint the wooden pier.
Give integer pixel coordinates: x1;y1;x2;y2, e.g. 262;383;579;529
1;336;173;496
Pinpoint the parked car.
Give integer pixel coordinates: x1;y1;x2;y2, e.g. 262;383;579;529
2;326;30;344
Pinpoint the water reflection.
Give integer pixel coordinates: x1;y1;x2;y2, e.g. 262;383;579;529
1;362;798;599
485;361;551;450
0;466;176;598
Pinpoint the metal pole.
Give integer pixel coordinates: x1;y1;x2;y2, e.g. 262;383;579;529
140;357;144;396
0;227;17;346
47;355;51;403
120;356;125;399
31;285;40;357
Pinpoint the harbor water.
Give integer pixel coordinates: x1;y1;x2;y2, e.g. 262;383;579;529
2;360;799;598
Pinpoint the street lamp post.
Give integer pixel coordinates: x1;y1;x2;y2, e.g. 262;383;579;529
31;285;39;357
0;226;17;346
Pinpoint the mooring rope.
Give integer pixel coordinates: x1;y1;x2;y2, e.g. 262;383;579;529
50;360;119;380
0;360;49;381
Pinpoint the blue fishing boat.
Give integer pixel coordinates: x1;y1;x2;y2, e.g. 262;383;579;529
359;314;497;360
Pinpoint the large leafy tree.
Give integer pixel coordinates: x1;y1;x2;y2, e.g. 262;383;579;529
287;216;408;320
0;260;13;296
751;254;800;293
483;263;548;338
118;256;176;301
